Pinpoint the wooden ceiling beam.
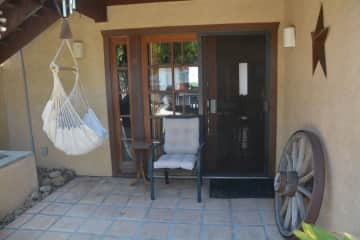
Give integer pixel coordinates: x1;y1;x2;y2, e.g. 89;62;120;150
76;0;107;22
0;6;59;64
0;0;42;40
106;0;188;6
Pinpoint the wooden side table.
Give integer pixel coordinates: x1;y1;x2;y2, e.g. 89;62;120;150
130;142;151;186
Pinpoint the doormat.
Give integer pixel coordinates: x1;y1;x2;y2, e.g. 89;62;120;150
209;178;274;198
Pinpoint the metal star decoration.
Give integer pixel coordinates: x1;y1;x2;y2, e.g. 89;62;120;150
312;4;329;77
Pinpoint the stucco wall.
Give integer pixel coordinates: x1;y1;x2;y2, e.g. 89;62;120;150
0;154;38;218
0;0;286;176
0;67;9;148
0;53;32;151
283;0;360;235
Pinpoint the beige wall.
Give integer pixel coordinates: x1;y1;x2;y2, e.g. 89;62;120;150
283;0;360;235
0;0;285;177
0;53;32;151
0;154;38;218
0;67;9;148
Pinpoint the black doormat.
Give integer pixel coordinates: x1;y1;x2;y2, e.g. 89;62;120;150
209;178;275;198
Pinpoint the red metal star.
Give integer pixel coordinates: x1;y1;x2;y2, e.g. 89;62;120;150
312;4;329;77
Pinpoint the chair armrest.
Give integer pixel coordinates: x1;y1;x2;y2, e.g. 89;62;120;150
152;141;163;150
149;141;165;166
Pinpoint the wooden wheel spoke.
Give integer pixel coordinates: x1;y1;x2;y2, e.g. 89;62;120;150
291;142;297;170
299;153;311;176
295;192;306;220
299;170;314;184
286;153;293;171
280;197;289;216
284;197;292;230
291;197;298;230
298;185;312;199
296;137;306;172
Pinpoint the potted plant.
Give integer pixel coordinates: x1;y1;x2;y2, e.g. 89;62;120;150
294;223;358;240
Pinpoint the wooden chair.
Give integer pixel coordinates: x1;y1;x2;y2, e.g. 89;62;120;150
148;116;205;202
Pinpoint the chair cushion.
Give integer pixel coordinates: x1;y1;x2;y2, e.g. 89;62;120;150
163;117;199;154
154;154;198;170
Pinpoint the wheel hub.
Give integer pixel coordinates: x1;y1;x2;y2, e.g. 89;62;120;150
274;171;298;197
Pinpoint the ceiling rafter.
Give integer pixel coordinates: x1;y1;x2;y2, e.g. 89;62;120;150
0;0;190;64
106;0;188;6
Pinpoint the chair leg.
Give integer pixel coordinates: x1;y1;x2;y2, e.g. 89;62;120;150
197;164;202;203
149;151;155;200
164;169;169;184
150;170;155;200
197;174;202;203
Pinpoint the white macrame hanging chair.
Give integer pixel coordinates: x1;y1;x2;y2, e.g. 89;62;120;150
42;37;107;155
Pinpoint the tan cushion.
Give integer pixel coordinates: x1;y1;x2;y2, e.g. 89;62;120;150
163;117;199;154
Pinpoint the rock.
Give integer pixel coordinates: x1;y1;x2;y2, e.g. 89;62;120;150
41;177;51;186
2;213;15;224
49;170;61;178
30;191;40;201
14;208;25;216
52;176;65;187
63;170;75;182
41;192;50;199
23;198;33;209
40;185;52;193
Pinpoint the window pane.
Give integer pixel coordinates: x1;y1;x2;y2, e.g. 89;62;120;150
118;70;129;95
121;140;133;162
149;67;172;91
174;66;199;90
148;43;171;65
150;93;173;116
175;93;184;115
183;41;198;65
185;93;200;114
118;70;130;116
174;42;182;65
120;117;131;138
116;44;127;67
151;118;163;140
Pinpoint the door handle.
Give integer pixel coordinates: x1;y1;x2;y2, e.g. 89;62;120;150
208;99;217;114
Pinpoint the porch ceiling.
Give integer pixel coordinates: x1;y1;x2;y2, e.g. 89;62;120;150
0;0;187;64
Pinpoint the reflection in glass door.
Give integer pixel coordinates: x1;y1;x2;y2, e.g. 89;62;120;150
143;35;200;144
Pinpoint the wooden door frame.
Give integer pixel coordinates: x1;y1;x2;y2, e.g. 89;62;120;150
102;22;279;177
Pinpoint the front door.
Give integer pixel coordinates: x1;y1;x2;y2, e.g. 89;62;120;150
202;34;269;177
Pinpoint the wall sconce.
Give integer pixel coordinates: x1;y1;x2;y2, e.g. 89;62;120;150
72;41;84;59
283;26;296;48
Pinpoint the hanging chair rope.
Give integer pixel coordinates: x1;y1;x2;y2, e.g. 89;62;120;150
42;38;107;156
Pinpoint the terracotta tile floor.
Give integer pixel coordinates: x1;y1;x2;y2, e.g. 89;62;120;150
0;177;284;240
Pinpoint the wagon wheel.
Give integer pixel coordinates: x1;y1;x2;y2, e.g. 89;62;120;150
274;130;325;238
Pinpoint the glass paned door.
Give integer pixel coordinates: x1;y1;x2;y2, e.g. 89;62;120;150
143;34;199;144
111;37;135;175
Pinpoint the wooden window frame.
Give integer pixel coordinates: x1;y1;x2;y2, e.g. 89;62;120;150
107;36;136;176
141;34;199;142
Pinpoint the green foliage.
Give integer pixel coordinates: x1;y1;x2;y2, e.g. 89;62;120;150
116;44;127;67
294;223;358;240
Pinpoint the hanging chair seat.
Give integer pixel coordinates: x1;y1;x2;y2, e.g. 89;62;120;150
42;39;107;156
